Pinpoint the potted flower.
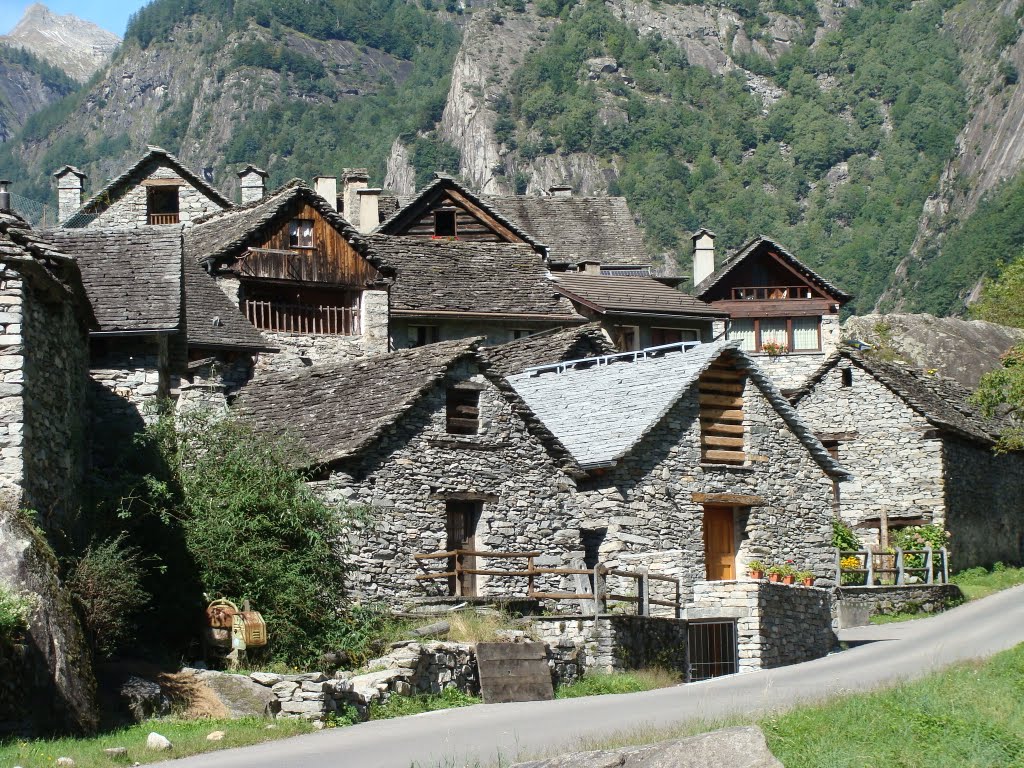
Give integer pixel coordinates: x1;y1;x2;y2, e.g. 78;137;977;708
766;564;785;583
797;570;815;587
761;340;788;358
747;560;765;579
780;561;797;585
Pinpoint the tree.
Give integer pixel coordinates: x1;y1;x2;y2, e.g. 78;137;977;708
969;252;1024;328
971;344;1024;452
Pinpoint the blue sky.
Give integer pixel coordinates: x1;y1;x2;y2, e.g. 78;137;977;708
1;1;149;37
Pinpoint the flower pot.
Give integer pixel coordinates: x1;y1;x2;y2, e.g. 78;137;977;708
768;573;781;583
782;575;796;585
802;577;814;587
749;570;764;580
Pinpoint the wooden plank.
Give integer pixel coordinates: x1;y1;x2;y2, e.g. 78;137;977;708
698;381;745;395
701;435;745;449
701;422;745;436
698;393;744;408
700;408;745;421
692;492;766;506
703;449;746;463
477;641;553;704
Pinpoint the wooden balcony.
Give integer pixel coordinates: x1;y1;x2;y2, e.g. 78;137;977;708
244;299;360;336
730;285;815;301
148;213;180;225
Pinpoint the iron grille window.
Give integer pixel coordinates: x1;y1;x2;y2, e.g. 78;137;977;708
687;621;738;681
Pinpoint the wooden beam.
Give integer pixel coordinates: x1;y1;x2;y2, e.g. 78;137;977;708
703;449;746;463
692;492;766;506
701;435;745;449
698;393;744;408
701;421;744;436
700;408;745;421
445;188;527;244
699;381;744;395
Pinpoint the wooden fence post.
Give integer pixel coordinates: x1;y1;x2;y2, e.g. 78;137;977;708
866;549;874;587
593;564;606;617
925;546;933;585
638;568;650;617
895;548;904;586
835;549;842;585
676;578;683;619
941;548;949;584
527;555;535;597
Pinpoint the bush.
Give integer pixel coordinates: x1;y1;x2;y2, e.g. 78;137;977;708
0;585;32;645
67;534;152;658
832;519;860;551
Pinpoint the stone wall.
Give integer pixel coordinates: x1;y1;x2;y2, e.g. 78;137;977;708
689;580;835;672
317;358;576;602
86;165;222;229
533;615;688;678
746;314;841;391
943;437;1024;568
834;584;963;617
390;318;573;350
796;359;945;531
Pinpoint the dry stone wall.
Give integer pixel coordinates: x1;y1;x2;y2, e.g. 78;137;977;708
834;584;963;618
750;315;841;391
85;166;222;228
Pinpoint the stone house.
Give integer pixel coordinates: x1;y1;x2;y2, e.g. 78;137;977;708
0;207;94;527
54;146;232;228
235;329;847;606
183;179;394;372
792;348;1024;569
694;233;852;390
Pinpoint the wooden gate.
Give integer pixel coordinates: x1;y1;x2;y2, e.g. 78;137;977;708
446;500;481;596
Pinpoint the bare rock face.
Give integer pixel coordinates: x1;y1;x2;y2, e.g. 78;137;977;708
384;138;417;198
0;55;73;142
0;3;119;83
0;508;97;733
192;669;280;718
511;726;783;768
843;313;1024;388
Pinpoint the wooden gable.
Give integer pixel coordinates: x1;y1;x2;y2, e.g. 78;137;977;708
387;186;528;244
235;201;381;287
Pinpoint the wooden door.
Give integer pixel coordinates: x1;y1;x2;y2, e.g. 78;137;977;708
703;505;736;581
446;500;480;596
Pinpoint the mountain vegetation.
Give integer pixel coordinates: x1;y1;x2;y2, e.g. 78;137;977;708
0;0;1021;316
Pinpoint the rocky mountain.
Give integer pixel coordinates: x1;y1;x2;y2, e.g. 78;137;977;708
0;45;78;142
0;3;119;83
0;0;1022;318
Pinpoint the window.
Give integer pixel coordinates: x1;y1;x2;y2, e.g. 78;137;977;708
727;317;821;352
146;187;179;225
242;283;360;335
698;365;745;465
289;219;314;248
841;367;853;387
446;387;480;435
433;209;457;237
512;329;535;340
409;325;440;347
613;325;639;352
651;327;699;346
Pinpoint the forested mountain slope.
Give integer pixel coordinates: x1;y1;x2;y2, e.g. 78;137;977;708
1;0;1022;316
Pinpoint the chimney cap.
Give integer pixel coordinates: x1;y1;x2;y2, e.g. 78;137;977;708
691;228;716;241
342;168;370;181
238;164;268;179
313;174;337;181
52;165;86;180
357;187;382;195
549;184;573;196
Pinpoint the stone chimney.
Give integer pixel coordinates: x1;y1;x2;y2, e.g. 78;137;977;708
578;260;601;275
342;168;369;226
0;181;10;214
692;228;716;287
356;188;381;234
314;176;338;210
549;184;573;197
237;165;268;204
53;165;86;224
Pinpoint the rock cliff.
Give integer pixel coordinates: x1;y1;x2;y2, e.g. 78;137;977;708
0;3;119;83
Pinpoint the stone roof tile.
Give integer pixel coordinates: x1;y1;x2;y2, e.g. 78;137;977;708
482;322;616;378
553;273;726;317
183;257;272;350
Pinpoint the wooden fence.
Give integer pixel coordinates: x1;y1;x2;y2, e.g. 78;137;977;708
837;547;950;586
413;549;684;618
244;299;359;336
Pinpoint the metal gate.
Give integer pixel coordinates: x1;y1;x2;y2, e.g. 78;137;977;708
687;620;738;681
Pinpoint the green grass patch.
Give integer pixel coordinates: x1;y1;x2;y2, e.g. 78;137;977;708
0;717;314;768
952;563;1024;602
555;669;681;699
369;687;480;720
868;610;932;625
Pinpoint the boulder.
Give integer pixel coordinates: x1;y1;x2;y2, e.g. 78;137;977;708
146;732;172;751
118;675;170;722
249;672;282;687
193;670;280;718
511;726;783;768
102;748;127;757
206;731;225;741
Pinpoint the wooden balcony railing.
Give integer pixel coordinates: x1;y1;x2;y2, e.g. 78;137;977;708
413;549;683;617
148;213;180;225
244;299;360;336
730;286;814;300
837;547;950;586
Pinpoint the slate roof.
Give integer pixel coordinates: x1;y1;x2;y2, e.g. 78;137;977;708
0;211;96;328
482;322;616;378
368;235;585;320
507;340;848;478
233;338;482;466
553;273;726;318
48;227;181;333
183;257;272;351
790;348;1008;446
375;175;545;252
184;180;393;277
63;146;232;227
485;195;651;267
694;236;853;304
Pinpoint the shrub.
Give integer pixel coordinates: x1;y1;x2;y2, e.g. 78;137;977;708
892;524;950;571
832;519;860;551
0;585;32;645
67;534;152;658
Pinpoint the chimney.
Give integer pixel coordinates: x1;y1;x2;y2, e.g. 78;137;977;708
342;168;369;226
578;260;601;275
237;164;268;204
0;181;10;214
314;176;338;210
692;228;716;287
549;184;573;197
53;165;86;224
356;188;381;234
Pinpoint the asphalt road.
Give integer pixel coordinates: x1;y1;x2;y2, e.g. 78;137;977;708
163;584;1024;768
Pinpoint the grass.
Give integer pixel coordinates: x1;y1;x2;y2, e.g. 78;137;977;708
952;563;1024;601
555;669;681;699
369;687;480;720
869;610;932;624
0;717;314;768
